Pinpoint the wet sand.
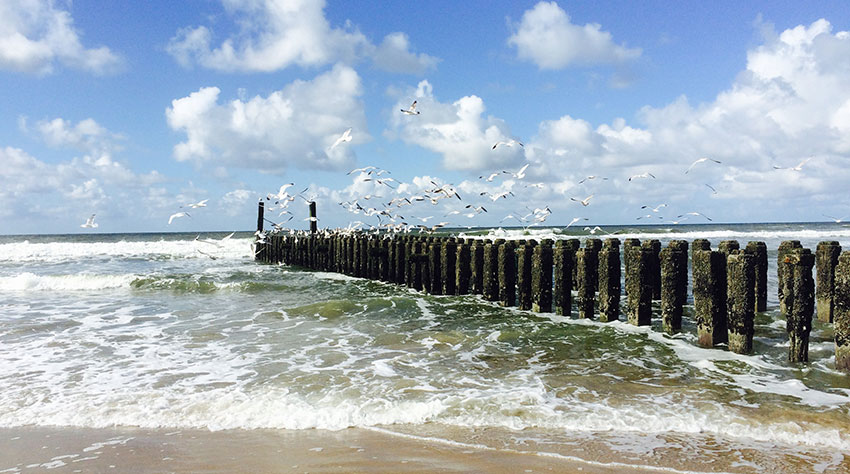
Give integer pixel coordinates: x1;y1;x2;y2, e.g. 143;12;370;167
0;426;675;473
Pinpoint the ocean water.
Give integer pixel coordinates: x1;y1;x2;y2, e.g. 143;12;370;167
1;223;849;472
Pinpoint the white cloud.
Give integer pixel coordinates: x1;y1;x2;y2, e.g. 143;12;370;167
388;80;525;171
166;64;367;173
0;0;122;75
167;0;436;74
507;1;641;70
372;32;439;74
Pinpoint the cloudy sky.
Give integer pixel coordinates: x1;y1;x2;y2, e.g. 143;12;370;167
3;0;850;234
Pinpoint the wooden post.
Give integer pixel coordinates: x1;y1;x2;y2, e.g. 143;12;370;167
623;238;640;296
554;240;572;316
597;238;620;322
532;239;554;313
483;240;500;301
647;239;662;300
516;241;534;310
832;251;850;372
456;241;471;295
576;248;596;319
693;249;728;347
470;240;484;294
726;251;756;354
427;240;442;294
782;248;815;363
661;240;688;333
257;200;264;233
816;241;841;323
441;238;457;295
499;241;517;307
778;240;803;316
627;246;653;326
308;201;317;234
718;240;739;256
411;240;424;291
746;241;768;312
564;239;580;290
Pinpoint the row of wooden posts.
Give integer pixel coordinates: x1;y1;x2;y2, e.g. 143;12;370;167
254;203;850;371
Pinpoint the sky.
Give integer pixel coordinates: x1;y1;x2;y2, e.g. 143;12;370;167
3;0;850;234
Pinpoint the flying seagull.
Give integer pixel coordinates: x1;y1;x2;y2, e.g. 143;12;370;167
773;158;812;171
578;176;608;184
184;199;208;209
492;139;523;150
401;100;420;115
168;212;191;225
503;163;530;179
705;183;717;194
80;214;98;228
571;195;593;206
329;128;353;150
685;157;722;174
566;217;588;228
628;172;656;181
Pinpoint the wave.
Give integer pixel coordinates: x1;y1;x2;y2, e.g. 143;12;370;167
0;272;294;293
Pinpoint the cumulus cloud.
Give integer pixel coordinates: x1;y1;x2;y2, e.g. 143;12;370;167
0;0;122;75
167;0;436;74
388;80;525;171
507;1;641;70
166;64;367;173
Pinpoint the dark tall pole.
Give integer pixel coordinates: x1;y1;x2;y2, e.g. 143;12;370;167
257;200;264;233
309;201;317;234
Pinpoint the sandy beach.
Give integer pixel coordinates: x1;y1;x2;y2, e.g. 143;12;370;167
0;425;684;473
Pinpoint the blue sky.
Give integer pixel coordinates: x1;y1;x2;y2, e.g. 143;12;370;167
3;0;850;234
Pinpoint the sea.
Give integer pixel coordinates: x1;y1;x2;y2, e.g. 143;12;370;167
1;222;850;473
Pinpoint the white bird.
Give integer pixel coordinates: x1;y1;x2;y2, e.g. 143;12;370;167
571;195;593;206
584;226;604;234
329;128;353;150
80;214;98;228
823;214;847;223
184;199;208;208
628;172;656;181
465;204;487;214
578;175;608;184
503;163;530;179
641;203;667;213
401;100;420;115
347;166;377;175
267;183;295;201
168;212;191;224
481;191;514;202
685;157;721;174
492;139;523;150
566;217;588;228
677;211;712;222
479;172;501;182
773;158;812;171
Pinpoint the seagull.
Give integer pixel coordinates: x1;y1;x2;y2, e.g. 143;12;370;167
80;214;98;228
168;212;191;224
492;139;523;150
823;214;847;223
401;100;420;115
773;158;812;171
571;195;593;206
565;217;588;228
705;184;717;194
685;157;722;174
640;203;667;213
184;199;208;209
267;183;295;201
465;204;487;214
578;175;608;184
479;172;501;182
628;172;656;181
347;166;377;175
329;128;352;150
503;163;530;179
677;211;712;222
481;191;514;202
584;226;605;235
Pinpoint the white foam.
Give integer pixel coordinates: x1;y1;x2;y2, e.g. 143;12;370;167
0;272;137;291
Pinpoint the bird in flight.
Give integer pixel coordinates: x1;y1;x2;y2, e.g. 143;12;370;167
628;172;656;181
823;214;847;223
80;214;98;228
184;199;208;208
565;217;588;228
677;211;712;222
503;163;530;179
492;139;523;150
401;100;420;115
704;184;717;194
571;195;593;206
685;157;721;174
168;212;191;225
578;176;607;184
479;172;501;182
329;128;353;150
773;158;812;171
641;203;667;213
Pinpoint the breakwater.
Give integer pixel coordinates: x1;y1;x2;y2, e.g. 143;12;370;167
254;204;850;370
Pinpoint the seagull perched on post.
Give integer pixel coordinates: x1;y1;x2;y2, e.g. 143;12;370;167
400;100;420;115
329;128;352;150
80;214;98;228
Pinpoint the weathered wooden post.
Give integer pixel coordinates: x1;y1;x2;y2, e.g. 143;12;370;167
470;240;484;294
411;240;425;291
428;240;442;294
255;201;265;262
456;241;471;295
627;246;653;326
623;238;640;296
718;240;739;256
746;241;768;312
693;249;728;347
257;201;265;233
554;240;573;316
661;240;688;333
647;239;662;300
782;248;815;363
816;241;841;323
516;241;534;310
483;240;500;301
778;240;803;315
308;201;317;234
532;239;554;313
727;251;756;354
564;239;580;290
576;247;598;319
832;251;850;372
598;238;620;322
441;238;457;295
499;241;518;307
